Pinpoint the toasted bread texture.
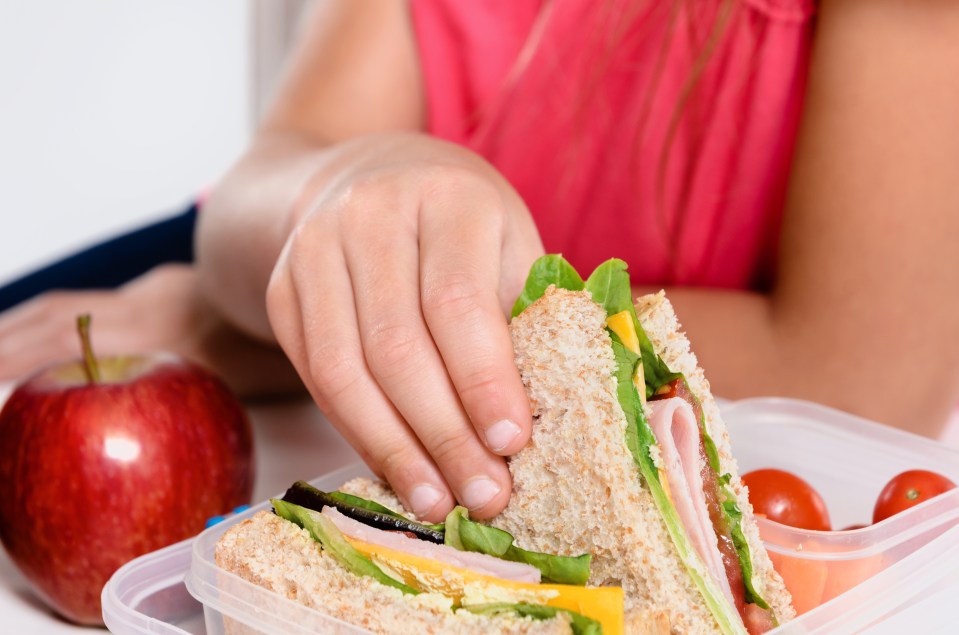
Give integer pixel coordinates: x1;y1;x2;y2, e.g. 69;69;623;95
498;286;794;633
215;509;574;634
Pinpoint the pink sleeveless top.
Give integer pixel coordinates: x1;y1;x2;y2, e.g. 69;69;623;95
410;0;816;290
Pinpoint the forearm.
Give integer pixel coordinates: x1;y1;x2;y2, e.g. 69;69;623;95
196;133;338;341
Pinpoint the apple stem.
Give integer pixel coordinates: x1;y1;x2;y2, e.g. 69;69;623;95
77;314;101;384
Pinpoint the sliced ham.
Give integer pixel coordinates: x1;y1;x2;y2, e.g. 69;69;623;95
321;507;542;584
647;397;739;612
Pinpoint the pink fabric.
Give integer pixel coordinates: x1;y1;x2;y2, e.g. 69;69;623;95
410;0;815;289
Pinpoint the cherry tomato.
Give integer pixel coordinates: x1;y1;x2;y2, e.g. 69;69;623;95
742;468;831;531
872;470;956;523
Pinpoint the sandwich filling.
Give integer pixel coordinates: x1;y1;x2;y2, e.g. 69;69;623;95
647;396;739;611
271;483;624;634
513;255;775;635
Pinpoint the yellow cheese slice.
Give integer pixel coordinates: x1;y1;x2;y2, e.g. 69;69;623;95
605;310;640;355
606;314;676;506
606;310;645;405
345;537;623;635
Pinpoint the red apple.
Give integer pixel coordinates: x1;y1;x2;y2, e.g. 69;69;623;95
0;315;254;625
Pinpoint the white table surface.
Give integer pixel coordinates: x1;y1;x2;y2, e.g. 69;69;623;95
0;384;361;633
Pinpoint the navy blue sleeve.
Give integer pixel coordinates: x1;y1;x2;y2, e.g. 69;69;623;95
0;202;198;312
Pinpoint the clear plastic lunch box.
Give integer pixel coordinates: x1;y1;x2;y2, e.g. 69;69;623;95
101;398;959;634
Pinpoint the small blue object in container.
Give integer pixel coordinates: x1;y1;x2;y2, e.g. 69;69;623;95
205;505;251;528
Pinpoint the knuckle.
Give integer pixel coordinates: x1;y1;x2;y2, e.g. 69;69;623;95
342;171;389;203
285;216;325;256
456;369;501;408
377;444;421;485
425;164;504;208
307;343;365;405
338;170;407;220
427;428;476;467
364;322;427;376
421;272;484;321
426;162;486;191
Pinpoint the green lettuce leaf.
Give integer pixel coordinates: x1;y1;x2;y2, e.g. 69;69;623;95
635;323;683;400
463;602;602;635
722;499;770;610
583;258;681;399
584;258;633;315
511;254;584;317
609;335;650;462
271;499;420;595
444;506;591;585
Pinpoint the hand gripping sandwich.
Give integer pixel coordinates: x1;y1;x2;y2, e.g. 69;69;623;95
214;255;794;634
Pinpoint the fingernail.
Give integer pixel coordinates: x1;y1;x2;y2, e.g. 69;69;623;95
460;477;502;511
408;484;444;518
485;419;521;452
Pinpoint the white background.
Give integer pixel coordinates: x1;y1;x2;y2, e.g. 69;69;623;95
0;3;258;631
0;0;253;286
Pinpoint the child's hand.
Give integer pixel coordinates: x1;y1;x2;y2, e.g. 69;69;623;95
265;134;545;522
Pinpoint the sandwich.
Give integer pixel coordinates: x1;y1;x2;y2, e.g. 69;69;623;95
500;255;794;633
216;478;621;634
214;255;794;634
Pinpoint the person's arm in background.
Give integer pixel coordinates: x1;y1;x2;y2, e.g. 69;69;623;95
196;0;544;521
0;206;299;397
0;263;299;397
642;0;959;439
